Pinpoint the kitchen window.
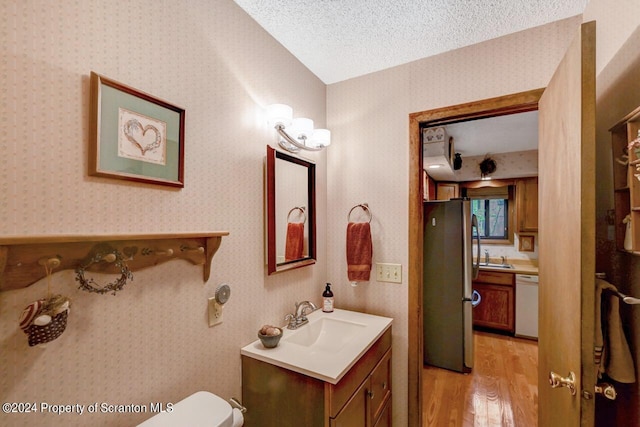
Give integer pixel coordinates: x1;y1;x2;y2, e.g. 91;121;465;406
471;198;508;239
464;183;514;244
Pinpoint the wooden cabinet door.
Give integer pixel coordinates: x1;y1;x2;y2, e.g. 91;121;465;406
370;350;391;424
331;379;368;427
516;177;538;232
372;399;391;427
436;183;459;200
473;283;514;332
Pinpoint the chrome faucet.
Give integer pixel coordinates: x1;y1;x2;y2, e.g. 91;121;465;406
484;249;490;264
285;301;318;330
501;255;507;265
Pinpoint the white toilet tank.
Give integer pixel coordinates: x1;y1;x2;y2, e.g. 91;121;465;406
137;391;243;427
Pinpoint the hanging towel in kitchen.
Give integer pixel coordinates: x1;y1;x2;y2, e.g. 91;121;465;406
346;222;372;281
284;222;304;261
595;278;636;383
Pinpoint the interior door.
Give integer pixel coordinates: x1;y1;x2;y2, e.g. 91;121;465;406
538;21;596;426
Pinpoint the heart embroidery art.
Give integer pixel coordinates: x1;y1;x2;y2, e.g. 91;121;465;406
117;108;167;165
123;119;162;155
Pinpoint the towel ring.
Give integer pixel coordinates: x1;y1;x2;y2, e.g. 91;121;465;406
348;203;372;223
287;206;307;224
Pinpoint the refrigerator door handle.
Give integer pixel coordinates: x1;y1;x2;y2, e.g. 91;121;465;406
472;214;481;279
471;290;482;307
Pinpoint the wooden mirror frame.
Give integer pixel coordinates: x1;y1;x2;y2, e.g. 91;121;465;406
266;145;316;275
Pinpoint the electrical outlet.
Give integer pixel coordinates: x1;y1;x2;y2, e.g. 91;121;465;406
208;297;223;327
376;263;402;283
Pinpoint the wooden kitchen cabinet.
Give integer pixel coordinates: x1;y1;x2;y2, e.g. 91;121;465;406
610;105;640;253
516;177;538;232
423;170;436;201
473;270;515;333
242;328;392;427
436;182;459;200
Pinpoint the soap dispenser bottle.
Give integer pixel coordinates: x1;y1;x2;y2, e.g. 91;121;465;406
322;283;334;313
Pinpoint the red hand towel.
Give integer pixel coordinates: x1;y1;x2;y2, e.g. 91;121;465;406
285;222;305;261
347;222;372;281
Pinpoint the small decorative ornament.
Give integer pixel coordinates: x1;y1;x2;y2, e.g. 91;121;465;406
19;299;44;330
23;296;71;347
479;155;497;178
75;248;133;295
19;259;71;347
628;130;640;158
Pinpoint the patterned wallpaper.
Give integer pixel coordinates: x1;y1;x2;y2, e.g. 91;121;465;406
453;150;538;181
0;1;327;426
326;15;582;426
4;0;632;425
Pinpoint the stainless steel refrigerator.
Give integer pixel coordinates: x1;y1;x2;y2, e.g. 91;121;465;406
423;199;481;373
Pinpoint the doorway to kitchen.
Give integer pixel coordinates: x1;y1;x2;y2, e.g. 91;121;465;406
407;88;544;427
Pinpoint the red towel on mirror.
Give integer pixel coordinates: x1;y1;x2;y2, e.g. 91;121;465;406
285;222;305;261
347;222;372;281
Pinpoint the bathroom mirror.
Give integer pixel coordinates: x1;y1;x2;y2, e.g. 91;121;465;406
266;145;316;274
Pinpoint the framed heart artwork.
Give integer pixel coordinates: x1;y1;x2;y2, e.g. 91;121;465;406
89;72;185;187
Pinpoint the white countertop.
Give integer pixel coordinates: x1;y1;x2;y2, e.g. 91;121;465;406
240;308;393;384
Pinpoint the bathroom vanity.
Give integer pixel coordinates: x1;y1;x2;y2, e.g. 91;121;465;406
241;309;392;427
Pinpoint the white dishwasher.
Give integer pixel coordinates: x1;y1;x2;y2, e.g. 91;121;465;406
515;274;539;339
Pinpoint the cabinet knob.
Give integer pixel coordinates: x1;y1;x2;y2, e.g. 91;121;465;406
382;381;387;390
367;390;375;399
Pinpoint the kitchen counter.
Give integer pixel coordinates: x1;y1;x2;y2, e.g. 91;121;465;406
479;264;538;275
476;258;538;275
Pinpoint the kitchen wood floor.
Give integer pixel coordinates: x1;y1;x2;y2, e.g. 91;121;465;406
422;331;538;427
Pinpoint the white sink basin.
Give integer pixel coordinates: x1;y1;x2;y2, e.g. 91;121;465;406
284;317;366;351
241;309;392;384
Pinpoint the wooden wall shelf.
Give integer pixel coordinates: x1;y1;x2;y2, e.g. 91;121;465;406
0;232;229;292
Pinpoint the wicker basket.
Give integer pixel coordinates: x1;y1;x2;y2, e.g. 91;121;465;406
25;310;69;347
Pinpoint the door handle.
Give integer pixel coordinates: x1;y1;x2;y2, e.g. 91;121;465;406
549;371;576;395
471;214;481;280
595;383;617;400
471;290;481;307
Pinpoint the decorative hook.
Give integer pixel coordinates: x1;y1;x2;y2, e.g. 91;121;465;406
37;257;61;269
180;245;205;254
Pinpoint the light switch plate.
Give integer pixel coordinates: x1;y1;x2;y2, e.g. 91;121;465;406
376;263;402;283
208;297;223;327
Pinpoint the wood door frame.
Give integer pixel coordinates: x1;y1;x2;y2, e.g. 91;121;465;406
407;88;544;427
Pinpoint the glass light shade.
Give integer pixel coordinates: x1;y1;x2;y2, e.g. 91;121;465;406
308;129;331;147
292;118;314;139
266;104;293;128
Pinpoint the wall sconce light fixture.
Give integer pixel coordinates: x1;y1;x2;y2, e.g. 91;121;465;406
266;104;331;153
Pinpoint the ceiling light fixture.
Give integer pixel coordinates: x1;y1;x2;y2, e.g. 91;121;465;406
266;104;331;153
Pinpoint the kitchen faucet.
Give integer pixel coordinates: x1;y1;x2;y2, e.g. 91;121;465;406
484;249;489;264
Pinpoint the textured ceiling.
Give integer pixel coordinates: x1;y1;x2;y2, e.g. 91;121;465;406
234;0;588;84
